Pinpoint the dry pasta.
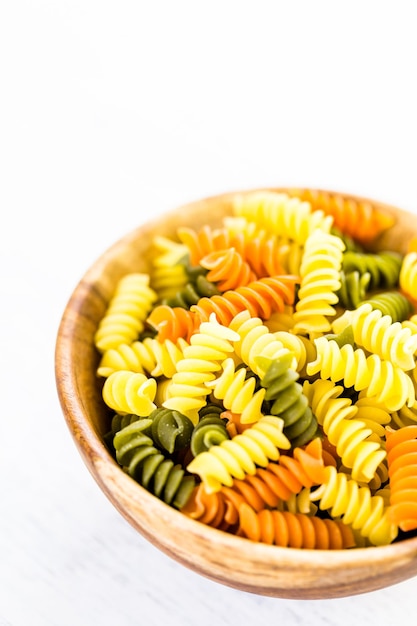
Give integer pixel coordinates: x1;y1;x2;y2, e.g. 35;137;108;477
95;188;417;550
237;503;356;549
386;425;417;531
200;248;257;291
287;188;395;244
94;273;158;352
293;228;345;335
399;251;417;303
332;302;417;371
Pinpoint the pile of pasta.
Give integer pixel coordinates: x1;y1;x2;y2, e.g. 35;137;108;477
94;190;417;550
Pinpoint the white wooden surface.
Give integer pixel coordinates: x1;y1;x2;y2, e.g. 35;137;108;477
1;2;417;624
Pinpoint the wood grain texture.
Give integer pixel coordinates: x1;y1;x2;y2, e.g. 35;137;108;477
55;188;417;600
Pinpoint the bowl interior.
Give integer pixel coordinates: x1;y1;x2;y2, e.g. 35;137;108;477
55;188;417;599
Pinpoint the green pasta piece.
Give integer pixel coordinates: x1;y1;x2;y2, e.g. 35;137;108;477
190;415;230;457
198;402;224;419
362;291;413;322
324;324;355;348
113;419;195;509
149;407;194;454
258;354;319;448
163;261;221;309
104;412;143;451
331;226;363;252
342;251;402;290
337;270;371;309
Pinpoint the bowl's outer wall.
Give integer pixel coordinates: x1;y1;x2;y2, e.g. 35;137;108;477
55;188;417;599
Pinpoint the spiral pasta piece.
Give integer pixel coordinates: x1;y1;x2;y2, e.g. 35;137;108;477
186;415;291;493
148;407;194;454
180;483;239;530
293;229;345;335
260;354;319;448
180;218;295;278
354;395;392;445
242;233;290;277
149;235;189;301
206;357;266;424
307;336;415;411
163;314;240;423
228;310;294;378
190;414;230;456
333;302;417;371
337;270;371;309
221;437;328;511
190;275;298;326
102;371;157;417
146;305;199;343
104;412;141;450
386;425;417;532
152;264;190;303
237;503;356;549
224;216;300;276
399;251;417;303
272;331;316;375
362;291;413;322
97;336;189;379
200;248;257;291
342;250;403;290
303;379;387;483
252;240;303;276
177;224;245;266
113;419;195;509
309;466;397;545
233;190;333;245
288;188;395;244
94;273;158;352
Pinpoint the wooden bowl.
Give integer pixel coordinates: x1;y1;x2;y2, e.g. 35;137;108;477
55;188;417;599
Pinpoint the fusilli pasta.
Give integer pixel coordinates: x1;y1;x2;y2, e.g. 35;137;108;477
293;229;345;335
186;415;291;493
94;273;158;352
94;188;417;551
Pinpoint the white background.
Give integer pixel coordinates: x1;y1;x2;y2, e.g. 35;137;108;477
1;2;417;625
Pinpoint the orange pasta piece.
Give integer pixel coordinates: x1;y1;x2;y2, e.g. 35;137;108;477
220;486;250;514
147;305;198;342
191;275;298;326
289;188;395;244
177;225;245;266
243;236;288;277
386;425;417;531
200;248;257;291
219;438;329;512
221;410;253;436
238;504;356;549
181;483;239;530
223;475;281;511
